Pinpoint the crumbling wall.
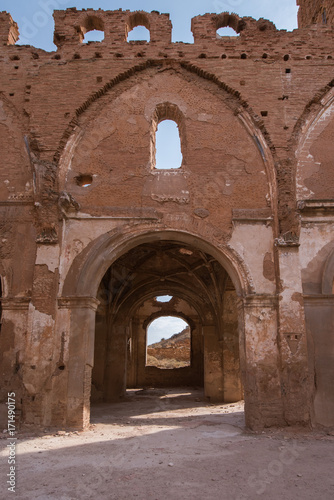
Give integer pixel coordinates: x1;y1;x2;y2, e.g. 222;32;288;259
0;6;333;429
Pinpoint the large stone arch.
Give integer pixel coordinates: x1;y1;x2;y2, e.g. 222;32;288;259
56;221;285;430
61;226;253;299
55;60;278;232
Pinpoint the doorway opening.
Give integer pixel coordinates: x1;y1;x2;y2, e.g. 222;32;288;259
90;238;243;418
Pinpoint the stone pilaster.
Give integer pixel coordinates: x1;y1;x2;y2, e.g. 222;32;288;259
58;296;99;428
276;244;311;426
238;294;284;429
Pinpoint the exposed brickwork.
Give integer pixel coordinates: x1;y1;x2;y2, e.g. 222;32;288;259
0;12;19;46
297;0;334;27
0;6;333;431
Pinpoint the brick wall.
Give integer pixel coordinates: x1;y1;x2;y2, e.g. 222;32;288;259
297;0;334;27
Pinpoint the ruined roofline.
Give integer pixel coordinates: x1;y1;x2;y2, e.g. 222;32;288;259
1;7;333;52
1;8;287;49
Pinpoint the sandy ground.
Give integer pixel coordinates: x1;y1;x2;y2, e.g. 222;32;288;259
1;388;334;499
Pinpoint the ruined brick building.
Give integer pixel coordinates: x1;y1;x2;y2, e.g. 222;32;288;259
0;0;333;430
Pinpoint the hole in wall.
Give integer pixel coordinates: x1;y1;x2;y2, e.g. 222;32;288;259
262;53;268;59
216;27;239;37
261;111;268;117
285;68;291;74
155;295;173;303
283;54;289;61
75;174;93;187
240;53;247;59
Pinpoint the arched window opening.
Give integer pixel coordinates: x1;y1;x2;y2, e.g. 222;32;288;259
127;25;150;42
127;13;150;42
146;316;190;369
155;120;182;170
83;29;104;43
79;16;105;44
216;27;239;37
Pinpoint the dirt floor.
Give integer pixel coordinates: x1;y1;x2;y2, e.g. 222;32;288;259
1;388;334;499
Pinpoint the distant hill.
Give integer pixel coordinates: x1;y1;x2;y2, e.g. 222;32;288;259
148;326;190;348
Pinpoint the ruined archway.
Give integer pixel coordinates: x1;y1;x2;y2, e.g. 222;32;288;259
57;220;284;431
90;239;243;407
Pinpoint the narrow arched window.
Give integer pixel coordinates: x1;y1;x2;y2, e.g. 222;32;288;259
146;316;190;369
155;120;182;170
151;103;185;170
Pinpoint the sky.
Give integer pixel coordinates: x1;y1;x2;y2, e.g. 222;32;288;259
2;0;299;343
2;0;299;50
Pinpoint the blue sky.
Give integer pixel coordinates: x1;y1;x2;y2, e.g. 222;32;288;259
2;0;299;50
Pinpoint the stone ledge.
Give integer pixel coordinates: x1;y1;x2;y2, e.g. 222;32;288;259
1;297;31;310
58;296;100;311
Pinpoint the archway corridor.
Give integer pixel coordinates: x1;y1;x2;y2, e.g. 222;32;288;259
90;239;244;424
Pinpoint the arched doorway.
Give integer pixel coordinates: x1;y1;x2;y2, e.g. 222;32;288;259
90;239;243;406
60;227;263;429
